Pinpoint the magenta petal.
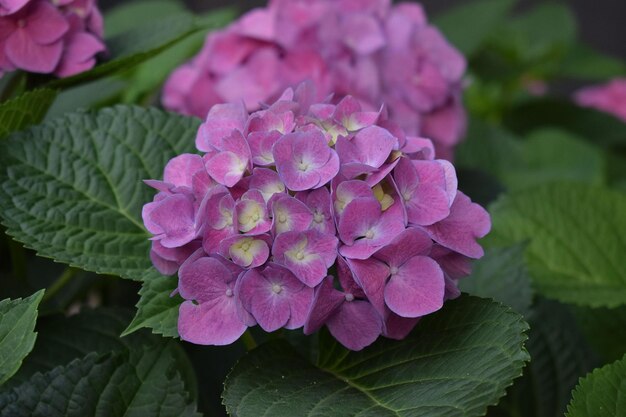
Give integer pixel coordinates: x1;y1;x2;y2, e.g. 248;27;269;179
271;194;313;235
238;269;291;332
303;276;345;334
5;32;63;73
164;154;205;189
143;194;196;248
383;309;419;340
178;298;247;345
205;151;247;187
196;102;247;152
385;256;445;317
342;13;385;55
406;184;450;226
24;1;69;45
374;227;432;266
55;31;104;77
327;300;382;351
178;254;233;301
0;0;29;16
424;192;491;259
346;257;388;315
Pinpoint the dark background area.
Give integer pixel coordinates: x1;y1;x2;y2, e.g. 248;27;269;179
100;0;626;61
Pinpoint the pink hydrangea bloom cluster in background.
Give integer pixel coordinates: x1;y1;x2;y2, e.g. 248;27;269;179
574;78;626;122
143;83;490;351
0;0;105;77
162;0;467;160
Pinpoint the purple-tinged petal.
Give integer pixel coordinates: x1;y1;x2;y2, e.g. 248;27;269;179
341;13;385;55
327;299;382;351
248;130;281;166
333;180;373;217
385;256;444;317
424;191;491;259
196;101;247;152
205;151;247;187
273;230;337;287
150;239;201;276
248;167;286;202
23;1;69;44
374;227;432;267
178;254;233;301
0;0;30;16
271;194;313;235
5;32;63;73
303;276;345;334
345;257;388;315
273;130;340;191
336;255;366;299
430;244;472;280
143;193;196;248
179;298;247;345
54;31;104;77
382;309;419;340
297;188;334;234
164;153;205;189
336;125;396;169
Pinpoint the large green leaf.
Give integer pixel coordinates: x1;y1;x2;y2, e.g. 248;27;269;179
460;244;533;316
223;296;529;417
0;106;200;280
559;44;626;80
434;0;516;56
0;290;44;385
0;89;57;138
489;183;626;307
47;8;235;89
566;354;626;417
104;0;188;38
123;269;181;338
0;340;200;417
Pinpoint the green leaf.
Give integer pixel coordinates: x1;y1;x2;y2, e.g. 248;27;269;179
123;269;181;338
570;305;626;363
0;89;57;138
6;308;151;386
457;122;605;190
504;98;626;148
460;244;533;316
47;8;235;89
104;0;188;38
0;340;201;417
223;296;529;417
45;77;127;121
434;0;516;56
0;106;200;280
559;44;626;80
495;300;597;417
489;183;626;307
0;290;44;385
566;354;626;417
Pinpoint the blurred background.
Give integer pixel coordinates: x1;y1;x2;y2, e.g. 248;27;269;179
100;0;626;61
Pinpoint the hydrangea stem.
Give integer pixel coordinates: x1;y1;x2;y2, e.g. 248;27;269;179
43;267;79;303
240;330;257;351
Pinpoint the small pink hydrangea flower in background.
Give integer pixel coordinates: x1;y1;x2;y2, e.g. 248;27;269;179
574;78;626;122
0;0;105;77
143;82;490;350
162;0;467;159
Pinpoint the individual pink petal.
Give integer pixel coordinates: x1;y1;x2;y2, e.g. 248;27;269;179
327;299;382;351
303;276;345;334
220;235;270;268
271;194;313;235
24;1;69;45
0;0;29;16
248;168;286;202
179;297;247;345
55;31;104;77
5;32;63;73
336;125;396;169
342;13;385;55
345;257;388;315
248;130;281;166
424;192;491;258
296;188;334;234
382;309;419;340
142;193;196;248
234;7;276;41
374;227;432;267
385;256;444;317
163;154;205;189
205;151;247;187
196;102;247;152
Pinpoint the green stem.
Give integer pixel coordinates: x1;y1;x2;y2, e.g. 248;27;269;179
240;330;257;351
8;240;27;282
0;72;25;102
43;267;79;302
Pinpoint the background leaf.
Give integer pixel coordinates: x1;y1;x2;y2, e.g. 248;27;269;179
460;244;533;316
570;305;626;363
434;0;516;56
489;183;626;307
0;90;57;139
223;296;529;417
0;340;200;417
0;106;200;280
566;354;626;417
0;290;44;385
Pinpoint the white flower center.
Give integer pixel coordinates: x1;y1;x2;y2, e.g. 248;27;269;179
225;289;234;297
272;284;283;294
345;293;355;302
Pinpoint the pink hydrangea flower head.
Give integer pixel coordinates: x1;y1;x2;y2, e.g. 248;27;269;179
162;0;467;158
574;78;626;122
0;0;105;76
143;83;490;350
